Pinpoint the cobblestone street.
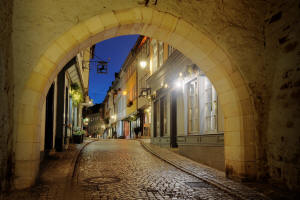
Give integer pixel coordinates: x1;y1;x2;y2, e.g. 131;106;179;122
1;139;293;200
70;140;237;200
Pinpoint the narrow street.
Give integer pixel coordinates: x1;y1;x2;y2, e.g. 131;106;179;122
70;140;236;200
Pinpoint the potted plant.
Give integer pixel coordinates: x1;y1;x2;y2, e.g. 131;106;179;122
73;129;85;144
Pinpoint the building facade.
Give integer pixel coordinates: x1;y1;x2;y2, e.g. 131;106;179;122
84;103;105;138
147;50;225;171
40;47;92;156
101;36;225;171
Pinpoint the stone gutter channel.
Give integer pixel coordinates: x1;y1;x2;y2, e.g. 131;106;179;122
138;140;270;200
64;139;96;198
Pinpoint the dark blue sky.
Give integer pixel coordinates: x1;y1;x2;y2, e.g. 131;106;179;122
88;35;139;104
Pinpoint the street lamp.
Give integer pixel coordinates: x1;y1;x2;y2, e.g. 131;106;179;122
175;79;183;89
140;60;147;69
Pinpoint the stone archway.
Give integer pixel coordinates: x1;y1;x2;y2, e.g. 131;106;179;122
14;7;256;189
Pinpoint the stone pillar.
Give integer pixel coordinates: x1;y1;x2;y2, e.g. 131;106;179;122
55;68;66;152
55;58;76;151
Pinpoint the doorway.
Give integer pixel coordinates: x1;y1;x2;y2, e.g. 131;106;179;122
170;90;178;148
44;84;55;152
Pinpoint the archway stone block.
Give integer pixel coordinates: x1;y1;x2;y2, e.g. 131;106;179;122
16;124;40;143
241;115;256;132
56;31;79;53
15;142;40;161
44;42;67;65
98;11;119;30
174;19;193;38
69;24;91;44
181;44;207;64
151;10;165;27
187;27;206;47
221;102;240;118
224;115;241;132
208;45;228;66
151;26;173;44
14;160;40;190
225;145;243;161
139;23;159;38
84;15;104;35
19;90;42;108
219;90;239;106
229;70;245;88
206;67;230;84
196;36;217;56
25;72;50;93
140;7;153;24
224;131;241;146
160;14;178;33
17;104;40;125
236;85;251;101
33;56;56;78
115;8;142;25
214;78;235;94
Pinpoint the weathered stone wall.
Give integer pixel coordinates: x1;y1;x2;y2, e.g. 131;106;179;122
264;0;300;190
0;0;14;191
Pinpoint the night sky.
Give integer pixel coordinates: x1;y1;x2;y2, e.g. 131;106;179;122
88;35;139;104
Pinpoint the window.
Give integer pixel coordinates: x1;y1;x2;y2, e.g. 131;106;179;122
151;39;158;72
204;78;217;132
168;45;174;57
158;41;164;68
153;100;159;137
187;79;199;134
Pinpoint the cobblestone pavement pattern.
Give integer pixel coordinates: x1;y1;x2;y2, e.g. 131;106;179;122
140;141;269;200
70;140;237;200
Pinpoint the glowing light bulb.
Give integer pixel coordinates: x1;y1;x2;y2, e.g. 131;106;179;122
140;61;147;68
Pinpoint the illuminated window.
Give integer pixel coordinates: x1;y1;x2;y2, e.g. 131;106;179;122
187;79;199;134
158;41;164;68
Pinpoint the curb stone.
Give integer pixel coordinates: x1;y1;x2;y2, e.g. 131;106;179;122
139;140;270;200
64;139;97;198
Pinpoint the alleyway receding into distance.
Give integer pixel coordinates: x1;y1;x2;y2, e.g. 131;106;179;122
70;140;235;200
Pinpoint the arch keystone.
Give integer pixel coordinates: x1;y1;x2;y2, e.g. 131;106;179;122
115;8;142;25
84;15;104;34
